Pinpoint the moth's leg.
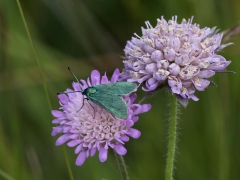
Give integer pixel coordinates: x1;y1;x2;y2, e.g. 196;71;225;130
76;97;96;118
76;97;88;113
86;101;96;119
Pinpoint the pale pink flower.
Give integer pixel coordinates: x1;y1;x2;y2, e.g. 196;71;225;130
52;69;151;166
120;16;231;103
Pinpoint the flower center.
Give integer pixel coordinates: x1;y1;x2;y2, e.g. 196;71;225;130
179;65;199;80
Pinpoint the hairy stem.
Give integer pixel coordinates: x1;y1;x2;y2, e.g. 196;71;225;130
114;151;130;180
165;94;179;180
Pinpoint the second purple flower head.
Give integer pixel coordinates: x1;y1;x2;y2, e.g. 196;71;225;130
120;16;231;102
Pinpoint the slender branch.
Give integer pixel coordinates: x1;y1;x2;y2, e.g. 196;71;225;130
165;94;179;180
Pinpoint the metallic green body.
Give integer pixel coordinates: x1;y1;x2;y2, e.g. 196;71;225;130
82;82;137;119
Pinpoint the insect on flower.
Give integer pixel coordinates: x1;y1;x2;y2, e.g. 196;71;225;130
58;67;137;119
52;68;152;166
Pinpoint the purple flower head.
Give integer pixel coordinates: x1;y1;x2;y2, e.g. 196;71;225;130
120;16;231;102
52;69;151;166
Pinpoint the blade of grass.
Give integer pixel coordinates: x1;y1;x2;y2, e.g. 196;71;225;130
15;0;53;110
0;169;16;180
15;1;74;180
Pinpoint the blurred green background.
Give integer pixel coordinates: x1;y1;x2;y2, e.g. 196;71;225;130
1;0;240;180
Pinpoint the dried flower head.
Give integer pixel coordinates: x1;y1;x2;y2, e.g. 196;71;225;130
119;16;231;103
52;69;151;166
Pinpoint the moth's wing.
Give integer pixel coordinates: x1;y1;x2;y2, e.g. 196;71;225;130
89;92;128;119
94;82;137;95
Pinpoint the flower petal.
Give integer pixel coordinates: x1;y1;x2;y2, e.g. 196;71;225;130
91;70;101;85
80;80;88;89
52;119;63;124
90;147;97;157
114;144;127;155
120;135;130;142
51;127;62;136
58;94;69;105
138;104;152;114
74;144;83;154
72;82;82;91
126;128;141;139
198;70;215;78
56;134;71;146
192;78;210;91
67;140;81;147
99;147;108;162
101;72;109;84
52;110;65;118
111;69;120;83
76;151;87;166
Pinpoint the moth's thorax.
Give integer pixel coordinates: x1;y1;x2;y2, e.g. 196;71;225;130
83;87;96;97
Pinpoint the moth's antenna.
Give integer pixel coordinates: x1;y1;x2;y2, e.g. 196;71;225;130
68;67;81;82
68;67;95;116
68;67;83;91
57;91;82;95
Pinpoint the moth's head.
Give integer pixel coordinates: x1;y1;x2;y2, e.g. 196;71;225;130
83;87;96;96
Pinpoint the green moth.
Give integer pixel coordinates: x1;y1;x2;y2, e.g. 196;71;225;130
81;82;137;119
59;68;137;119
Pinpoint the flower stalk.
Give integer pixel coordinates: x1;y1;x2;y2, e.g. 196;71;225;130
114;151;130;180
165;94;179;180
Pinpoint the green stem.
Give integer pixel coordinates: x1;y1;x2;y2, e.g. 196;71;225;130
0;168;16;180
61;145;74;180
15;1;74;180
15;0;53;111
114;151;130;180
165;94;179;180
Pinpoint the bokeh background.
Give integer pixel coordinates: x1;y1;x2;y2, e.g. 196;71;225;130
1;0;240;180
